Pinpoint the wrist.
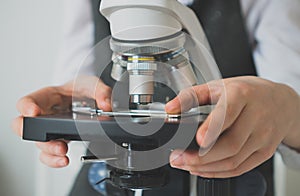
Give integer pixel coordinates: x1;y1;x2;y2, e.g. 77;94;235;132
282;85;300;151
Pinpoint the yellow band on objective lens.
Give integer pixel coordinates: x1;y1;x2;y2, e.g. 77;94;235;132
128;57;154;61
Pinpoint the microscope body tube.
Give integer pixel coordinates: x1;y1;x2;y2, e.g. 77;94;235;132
100;0;182;41
127;62;157;104
105;8;181;41
100;0;211;106
98;1;231;194
100;0;210;47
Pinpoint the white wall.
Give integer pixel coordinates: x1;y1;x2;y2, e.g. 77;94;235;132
0;0;63;195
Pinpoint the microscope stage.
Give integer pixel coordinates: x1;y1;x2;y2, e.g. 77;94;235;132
23;111;207;143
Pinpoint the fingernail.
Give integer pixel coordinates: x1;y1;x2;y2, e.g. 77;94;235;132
170;151;184;167
197;129;215;149
105;98;111;104
26;104;41;116
198;142;215;156
196;132;204;146
98;98;111;110
165;103;177;114
57;158;67;167
165;102;172;111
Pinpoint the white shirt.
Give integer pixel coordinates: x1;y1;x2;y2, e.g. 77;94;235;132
46;0;300;195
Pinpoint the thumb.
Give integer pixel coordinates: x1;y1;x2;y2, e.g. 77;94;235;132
14;97;42;137
95;80;112;112
165;83;214;114
17;97;42;117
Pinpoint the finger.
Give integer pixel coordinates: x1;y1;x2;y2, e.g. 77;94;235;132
187;135;260;173
190;148;275;178
170;149;199;169
195;129;250;166
165;85;207;114
95;80;112;111
17;87;71;115
11;116;23;137
39;152;69;168
31;87;71;113
165;80;224;114
165;84;211;114
67;76;112;111
16;97;42;116
196;84;248;150
170;87;249;168
196;105;255;163
36;140;68;156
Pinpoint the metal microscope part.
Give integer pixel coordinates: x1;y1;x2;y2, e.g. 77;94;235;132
81;141;171;190
23;111;205;142
72;104;210;119
109;32;198;106
81;155;118;163
22;109;207;191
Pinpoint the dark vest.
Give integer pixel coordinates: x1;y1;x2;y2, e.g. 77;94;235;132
69;0;274;195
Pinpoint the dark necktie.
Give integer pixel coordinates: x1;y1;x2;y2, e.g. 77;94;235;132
190;0;257;77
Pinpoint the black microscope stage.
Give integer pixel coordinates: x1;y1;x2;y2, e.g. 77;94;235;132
23;111;207;144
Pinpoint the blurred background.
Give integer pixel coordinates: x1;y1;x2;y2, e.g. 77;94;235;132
0;0;63;195
0;0;300;195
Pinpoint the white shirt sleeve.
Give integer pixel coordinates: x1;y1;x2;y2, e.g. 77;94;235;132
253;0;300;93
241;0;300;169
277;144;300;170
52;0;95;85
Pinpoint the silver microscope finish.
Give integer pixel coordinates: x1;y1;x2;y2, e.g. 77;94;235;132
110;32;198;105
100;0;212;106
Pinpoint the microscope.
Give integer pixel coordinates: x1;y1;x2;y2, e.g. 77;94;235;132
23;0;230;195
99;0;212;108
